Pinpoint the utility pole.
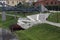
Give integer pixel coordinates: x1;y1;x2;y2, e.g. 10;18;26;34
1;2;6;21
57;5;59;23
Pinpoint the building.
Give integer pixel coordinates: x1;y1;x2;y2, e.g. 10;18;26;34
34;0;60;10
6;0;37;6
6;0;21;6
35;0;60;6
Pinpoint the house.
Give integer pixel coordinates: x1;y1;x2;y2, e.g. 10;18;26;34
6;0;20;6
35;0;60;6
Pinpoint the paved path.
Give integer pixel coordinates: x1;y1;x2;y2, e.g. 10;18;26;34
3;13;59;27
17;13;60;29
45;21;60;27
0;13;20;17
17;13;51;29
0;12;60;27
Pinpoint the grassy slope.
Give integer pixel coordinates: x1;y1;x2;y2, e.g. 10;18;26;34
15;24;60;40
0;12;60;40
0;11;39;28
47;13;60;23
0;15;17;29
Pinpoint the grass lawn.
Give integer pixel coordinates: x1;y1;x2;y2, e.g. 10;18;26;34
0;15;17;29
47;13;60;23
0;12;60;40
15;24;60;40
0;11;39;29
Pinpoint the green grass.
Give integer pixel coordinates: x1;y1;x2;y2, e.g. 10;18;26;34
0;12;60;40
0;15;17;29
15;24;60;40
47;13;60;23
0;11;39;28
